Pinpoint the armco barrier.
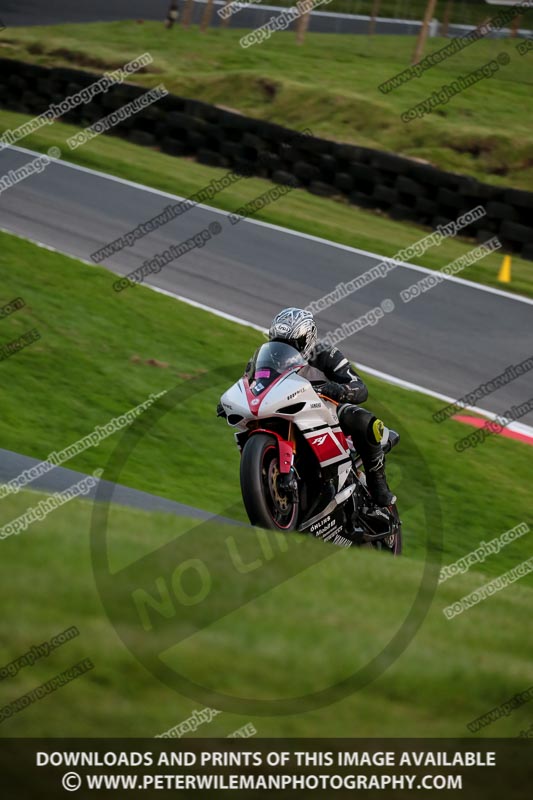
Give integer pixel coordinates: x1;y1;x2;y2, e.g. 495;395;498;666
1;57;532;260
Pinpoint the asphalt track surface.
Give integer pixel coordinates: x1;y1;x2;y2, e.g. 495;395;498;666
0;447;239;522
4;0;520;38
2;0;170;26
1;0;421;33
2;144;533;427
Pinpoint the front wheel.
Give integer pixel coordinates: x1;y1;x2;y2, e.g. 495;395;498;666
240;434;299;531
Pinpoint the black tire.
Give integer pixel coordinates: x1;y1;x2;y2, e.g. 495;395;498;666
396;175;425;197
373;184;397;207
500;220;533;245
187;131;207;151
504;188;533;211
258;151;282;172
128;130;156;148
334;172;353;192
389;204;420;223
294;160;321;183
349;163;375;183
241;132;266;150
348;190;378;209
476;227;499;243
219;140;242;160
197;148;227;168
160;137;189;157
359;483;402;556
272;170;300;187
166;111;194;133
437;187;465;210
520;243;533;262
370;152;411;175
309;180;336;197
485;201;518;222
407;162;453;189
458;177;497;200
319;153;339;179
415;196;438;217
240;434;299;531
380;503;402;556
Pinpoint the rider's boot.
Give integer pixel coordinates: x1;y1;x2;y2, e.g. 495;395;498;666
338;405;395;508
360;443;396;508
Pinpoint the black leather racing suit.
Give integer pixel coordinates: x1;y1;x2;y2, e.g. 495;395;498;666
303;345;368;404
303;345;394;506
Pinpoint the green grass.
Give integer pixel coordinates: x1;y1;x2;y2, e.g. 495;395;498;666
1;108;532;298
1;22;533;188
0;231;531;736
0;483;531;737
0;229;531;533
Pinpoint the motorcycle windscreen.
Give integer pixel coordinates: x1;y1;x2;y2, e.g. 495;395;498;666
246;341;306;396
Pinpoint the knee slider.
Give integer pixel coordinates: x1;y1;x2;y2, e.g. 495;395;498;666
338;405;375;440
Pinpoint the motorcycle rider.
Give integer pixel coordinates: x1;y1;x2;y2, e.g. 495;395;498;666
220;307;395;508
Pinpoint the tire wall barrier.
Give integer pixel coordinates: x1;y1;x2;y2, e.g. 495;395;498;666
1;57;532;261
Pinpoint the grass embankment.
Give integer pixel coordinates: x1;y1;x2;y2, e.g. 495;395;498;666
0;232;531;736
0;489;531;737
1;23;533;188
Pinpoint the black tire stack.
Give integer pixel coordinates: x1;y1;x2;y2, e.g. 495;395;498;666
1;56;532;260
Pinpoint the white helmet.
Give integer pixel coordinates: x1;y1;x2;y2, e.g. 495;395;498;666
268;307;318;360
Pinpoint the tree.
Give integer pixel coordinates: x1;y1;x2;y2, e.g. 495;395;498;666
369;0;382;35
412;0;438;64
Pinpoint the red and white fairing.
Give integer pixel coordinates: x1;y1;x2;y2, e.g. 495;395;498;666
220;369;353;490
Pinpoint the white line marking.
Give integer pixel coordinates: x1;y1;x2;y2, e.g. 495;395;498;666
4;224;532;439
149;284;266;333
5;143;533;307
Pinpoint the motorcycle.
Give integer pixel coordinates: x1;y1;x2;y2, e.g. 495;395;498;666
218;341;402;553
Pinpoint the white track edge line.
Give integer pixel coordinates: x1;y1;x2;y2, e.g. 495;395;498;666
6;143;533;307
5;225;533;439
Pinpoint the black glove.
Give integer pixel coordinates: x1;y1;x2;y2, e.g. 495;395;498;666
320;381;346;402
320;382;366;405
216;402;227;418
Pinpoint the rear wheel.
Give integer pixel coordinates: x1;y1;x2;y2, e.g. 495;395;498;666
240;434;299;530
377;503;402;555
356;476;402;555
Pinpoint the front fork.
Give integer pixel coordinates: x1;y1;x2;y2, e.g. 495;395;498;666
278;468;298;493
278;421;298;492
